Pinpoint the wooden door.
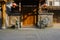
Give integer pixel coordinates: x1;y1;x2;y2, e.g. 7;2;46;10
21;1;38;27
22;13;35;28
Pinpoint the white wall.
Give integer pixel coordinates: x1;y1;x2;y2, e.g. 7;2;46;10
46;0;60;6
54;2;60;6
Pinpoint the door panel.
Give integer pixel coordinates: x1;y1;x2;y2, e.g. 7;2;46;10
22;14;35;28
21;2;38;27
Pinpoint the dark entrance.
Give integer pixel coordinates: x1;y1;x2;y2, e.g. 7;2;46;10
53;10;60;23
21;0;38;27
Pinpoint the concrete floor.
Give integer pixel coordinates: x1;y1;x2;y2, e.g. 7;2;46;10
0;28;60;40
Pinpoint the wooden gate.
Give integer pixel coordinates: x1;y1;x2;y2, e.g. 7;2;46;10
22;13;35;28
21;0;38;28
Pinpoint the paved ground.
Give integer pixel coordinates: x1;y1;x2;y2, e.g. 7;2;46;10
0;28;60;40
53;23;60;28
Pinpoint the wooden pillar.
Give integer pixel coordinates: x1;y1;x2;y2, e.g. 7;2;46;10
2;2;6;29
39;3;42;13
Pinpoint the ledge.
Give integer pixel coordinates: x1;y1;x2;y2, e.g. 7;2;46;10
38;13;54;15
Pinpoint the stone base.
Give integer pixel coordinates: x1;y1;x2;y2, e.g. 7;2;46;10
2;26;6;29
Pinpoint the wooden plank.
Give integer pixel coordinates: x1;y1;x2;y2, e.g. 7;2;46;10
22;13;35;28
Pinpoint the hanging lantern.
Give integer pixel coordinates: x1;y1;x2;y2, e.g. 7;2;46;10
42;3;47;8
12;3;17;8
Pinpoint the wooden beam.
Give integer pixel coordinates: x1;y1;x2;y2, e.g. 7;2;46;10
47;6;60;10
2;1;6;29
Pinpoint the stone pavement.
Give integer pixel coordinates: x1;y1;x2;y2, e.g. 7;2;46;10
0;28;60;40
52;23;60;29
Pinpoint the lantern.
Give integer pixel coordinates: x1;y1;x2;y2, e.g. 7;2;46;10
42;3;47;8
12;3;17;8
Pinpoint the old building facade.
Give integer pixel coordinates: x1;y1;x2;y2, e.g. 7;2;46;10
46;0;60;23
1;0;60;28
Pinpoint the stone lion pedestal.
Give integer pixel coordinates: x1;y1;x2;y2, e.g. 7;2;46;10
37;13;54;28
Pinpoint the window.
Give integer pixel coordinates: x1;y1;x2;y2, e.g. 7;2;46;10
53;0;60;6
49;1;52;6
54;2;59;6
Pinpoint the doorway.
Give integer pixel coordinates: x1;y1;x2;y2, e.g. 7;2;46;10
53;10;60;23
21;6;37;28
21;0;38;28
